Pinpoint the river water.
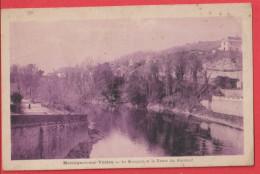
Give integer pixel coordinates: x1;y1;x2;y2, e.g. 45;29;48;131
11;105;243;159
86;106;243;158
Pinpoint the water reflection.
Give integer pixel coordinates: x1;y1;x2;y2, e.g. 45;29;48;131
90;129;164;158
89;106;243;158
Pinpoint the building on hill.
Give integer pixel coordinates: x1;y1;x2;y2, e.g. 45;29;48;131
219;36;242;51
128;59;134;67
56;72;66;78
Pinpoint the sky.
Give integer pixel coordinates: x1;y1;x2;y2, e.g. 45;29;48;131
10;17;241;73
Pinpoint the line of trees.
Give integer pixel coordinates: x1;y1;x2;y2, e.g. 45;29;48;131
10;50;221;112
11;64;44;101
125;51;214;109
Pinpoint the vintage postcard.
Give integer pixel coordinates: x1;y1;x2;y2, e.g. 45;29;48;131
1;3;253;170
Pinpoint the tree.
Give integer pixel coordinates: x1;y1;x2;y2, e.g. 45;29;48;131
79;70;96;103
174;52;187;94
10;64;43;101
93;63;114;92
11;92;23;104
201;69;211;90
165;73;173;96
188;54;203;84
127;71;148;108
10;64;22;93
175;55;187;82
11;92;23;113
164;56;174;96
199;62;212;99
145;61;165;102
101;76;124;105
46;74;61;105
92;63;124;105
20;64;43;100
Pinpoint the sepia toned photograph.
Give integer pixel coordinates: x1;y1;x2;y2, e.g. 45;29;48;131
1;3;253;170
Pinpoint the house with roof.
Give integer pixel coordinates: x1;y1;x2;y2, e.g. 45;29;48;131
219;36;242;52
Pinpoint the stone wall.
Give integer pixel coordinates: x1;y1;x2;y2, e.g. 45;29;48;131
211;96;243;117
11;114;89;160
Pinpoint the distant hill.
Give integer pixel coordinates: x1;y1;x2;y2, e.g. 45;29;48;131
72;40;241;74
171;40;221;52
113;40;221;65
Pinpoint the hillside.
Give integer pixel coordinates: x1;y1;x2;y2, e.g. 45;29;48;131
60;40;241;76
112;40;222;66
170;40;221;52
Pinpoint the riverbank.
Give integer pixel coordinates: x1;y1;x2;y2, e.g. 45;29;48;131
39;97;243;130
65;128;104;159
146;103;243;130
64;102;244;158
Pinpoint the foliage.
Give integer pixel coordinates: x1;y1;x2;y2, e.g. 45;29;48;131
127;72;148;108
93;63;114;91
11;92;23;104
9;40;242;113
93;63;124;105
10;64;44;100
10;92;23;113
101;76;125;105
175;52;187;82
145;61;165;102
164;58;174;96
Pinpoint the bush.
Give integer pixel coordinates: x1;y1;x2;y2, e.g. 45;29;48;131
11;92;23;104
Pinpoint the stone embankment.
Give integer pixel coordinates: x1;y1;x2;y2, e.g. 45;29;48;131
147;103;243;130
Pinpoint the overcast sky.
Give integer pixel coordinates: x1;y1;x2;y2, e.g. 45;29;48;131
10;17;241;73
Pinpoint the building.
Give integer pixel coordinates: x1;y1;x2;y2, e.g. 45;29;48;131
203;57;242;89
128;59;134;67
219;36;242;51
209;69;243;89
56;72;65;78
201;51;243;117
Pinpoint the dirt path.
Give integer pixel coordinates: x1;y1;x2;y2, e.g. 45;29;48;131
21;99;66;115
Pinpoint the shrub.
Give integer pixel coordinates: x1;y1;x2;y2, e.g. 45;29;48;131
11;92;23;104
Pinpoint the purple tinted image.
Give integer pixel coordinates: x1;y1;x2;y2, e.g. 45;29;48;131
10;17;243;160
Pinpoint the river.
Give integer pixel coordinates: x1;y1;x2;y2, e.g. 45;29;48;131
11;105;243;160
86;105;243;157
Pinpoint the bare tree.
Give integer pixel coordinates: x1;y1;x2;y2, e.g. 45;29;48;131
199;69;212;97
10;64;43;101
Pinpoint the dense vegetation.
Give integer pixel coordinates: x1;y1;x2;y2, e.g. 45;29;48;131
10;41;242;113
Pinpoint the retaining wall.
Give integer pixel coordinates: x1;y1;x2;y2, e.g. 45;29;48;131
211;96;243;117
